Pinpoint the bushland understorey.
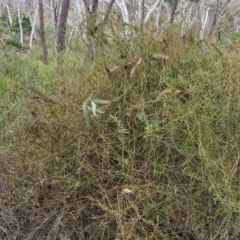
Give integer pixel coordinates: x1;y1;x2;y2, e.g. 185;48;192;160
1;22;240;239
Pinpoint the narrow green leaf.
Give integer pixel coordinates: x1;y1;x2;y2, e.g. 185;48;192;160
93;99;109;104
82;102;91;130
91;100;97;115
87;106;104;114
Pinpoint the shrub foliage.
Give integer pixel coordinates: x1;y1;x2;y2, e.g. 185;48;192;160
1;26;240;239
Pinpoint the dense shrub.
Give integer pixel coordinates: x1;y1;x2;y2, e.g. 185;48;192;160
1;26;240;239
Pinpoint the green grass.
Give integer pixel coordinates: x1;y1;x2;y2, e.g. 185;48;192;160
1;26;240;239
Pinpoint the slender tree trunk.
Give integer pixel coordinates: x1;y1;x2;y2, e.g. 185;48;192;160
39;0;48;64
103;0;116;26
83;0;115;59
141;0;145;23
200;7;209;39
5;0;12;25
52;0;59;61
138;0;144;31
29;5;39;48
17;4;23;46
83;0;99;59
144;0;161;23
209;0;231;37
170;0;178;24
209;0;219;36
57;0;71;52
155;0;164;28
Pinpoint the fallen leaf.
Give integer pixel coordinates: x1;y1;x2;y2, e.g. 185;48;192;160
171;212;183;223
109;66;118;72
105;65;118;73
175;90;182;93
122;188;133;194
124;55;140;69
152;53;170;59
130;58;142;78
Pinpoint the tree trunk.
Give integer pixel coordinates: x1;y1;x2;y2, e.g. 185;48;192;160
141;0;145;24
83;0;99;59
83;0;116;59
17;4;23;46
103;0;116;26
209;0;231;37
29;5;39;48
52;0;60;61
5;0;12;25
57;0;71;52
39;0;48;64
169;0;178;24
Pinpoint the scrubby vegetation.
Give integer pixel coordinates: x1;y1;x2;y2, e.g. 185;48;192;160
1;25;240;239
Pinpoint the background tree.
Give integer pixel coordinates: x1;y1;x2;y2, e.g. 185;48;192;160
83;0;99;59
57;0;71;52
39;0;48;64
83;0;116;59
169;0;178;24
209;0;231;37
17;1;23;45
29;4;38;48
0;0;240;59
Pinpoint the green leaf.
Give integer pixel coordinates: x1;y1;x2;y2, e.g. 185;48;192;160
93;99;109;104
82;102;91;130
87;106;104;114
121;128;129;134
91;100;97;115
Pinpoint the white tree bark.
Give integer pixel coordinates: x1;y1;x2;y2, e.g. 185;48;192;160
115;0;130;36
29;4;39;48
200;7;210;39
0;0;239;48
155;0;164;28
17;2;24;45
116;0;129;24
144;0;162;23
4;0;12;25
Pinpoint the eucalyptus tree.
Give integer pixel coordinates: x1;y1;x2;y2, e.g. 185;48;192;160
17;0;24;44
209;0;231;36
0;0;239;59
57;0;71;52
1;0;13;25
82;0;116;59
39;0;48;64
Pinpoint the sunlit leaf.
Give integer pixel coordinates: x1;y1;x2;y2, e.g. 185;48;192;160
123;188;133;194
109;66;118;72
120;128;129;134
82;102;91;130
91;100;97;115
93;99;110;104
130;58;142;78
152;53;170;59
87;106;104;114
